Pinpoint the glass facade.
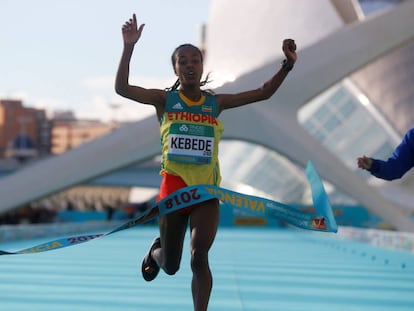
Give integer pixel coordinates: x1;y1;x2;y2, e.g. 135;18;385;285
219;77;401;206
299;80;399;173
220;140;309;203
298;79;401;203
359;0;401;15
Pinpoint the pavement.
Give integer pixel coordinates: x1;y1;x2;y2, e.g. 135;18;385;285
1;226;414;310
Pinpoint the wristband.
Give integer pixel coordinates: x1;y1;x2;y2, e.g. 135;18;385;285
281;59;294;72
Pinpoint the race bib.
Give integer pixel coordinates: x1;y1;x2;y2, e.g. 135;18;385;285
167;123;214;164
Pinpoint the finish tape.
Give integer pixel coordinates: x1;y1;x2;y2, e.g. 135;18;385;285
0;161;337;255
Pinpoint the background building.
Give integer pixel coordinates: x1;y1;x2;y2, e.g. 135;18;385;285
0;99;50;161
0;101;116;158
51;110;113;155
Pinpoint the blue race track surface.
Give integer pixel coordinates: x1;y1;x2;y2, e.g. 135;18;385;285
1;227;414;311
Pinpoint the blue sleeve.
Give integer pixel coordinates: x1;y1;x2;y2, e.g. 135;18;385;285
369;128;414;180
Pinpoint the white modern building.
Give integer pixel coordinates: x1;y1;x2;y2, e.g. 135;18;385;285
1;0;414;231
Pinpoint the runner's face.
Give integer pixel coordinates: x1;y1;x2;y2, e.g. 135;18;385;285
174;46;203;87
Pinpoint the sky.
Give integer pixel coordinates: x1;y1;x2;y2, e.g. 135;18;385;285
0;0;211;122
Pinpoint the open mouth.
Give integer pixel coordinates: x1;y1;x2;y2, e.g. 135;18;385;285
185;71;196;79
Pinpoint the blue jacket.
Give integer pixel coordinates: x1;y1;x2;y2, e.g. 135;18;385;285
369;128;414;180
